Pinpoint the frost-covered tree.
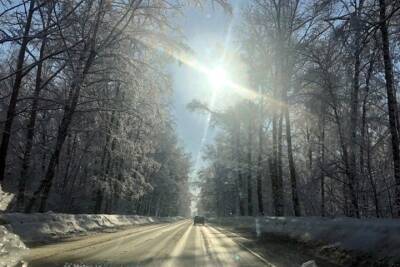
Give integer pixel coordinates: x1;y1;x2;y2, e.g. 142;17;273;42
197;0;400;218
0;0;193;215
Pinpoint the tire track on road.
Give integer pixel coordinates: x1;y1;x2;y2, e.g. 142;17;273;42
26;220;190;265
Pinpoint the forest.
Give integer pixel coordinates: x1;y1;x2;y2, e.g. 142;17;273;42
0;0;191;216
196;0;400;219
1;0;400;220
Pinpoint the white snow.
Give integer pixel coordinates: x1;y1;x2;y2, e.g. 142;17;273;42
301;260;318;267
0;185;13;212
0;211;182;266
0;211;181;267
0;186;28;267
210;216;400;265
0;212;182;245
0;225;27;267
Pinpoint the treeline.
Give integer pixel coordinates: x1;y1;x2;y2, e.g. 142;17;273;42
0;0;191;216
196;0;400;218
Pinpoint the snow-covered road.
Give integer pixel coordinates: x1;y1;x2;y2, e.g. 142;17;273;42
24;220;275;267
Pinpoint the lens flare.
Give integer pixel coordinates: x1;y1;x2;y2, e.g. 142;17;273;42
207;66;228;88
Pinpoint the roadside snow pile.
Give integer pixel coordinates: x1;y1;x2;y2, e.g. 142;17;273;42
0;186;26;267
0;212;182;244
210;216;400;265
0;225;27;267
0;185;13;212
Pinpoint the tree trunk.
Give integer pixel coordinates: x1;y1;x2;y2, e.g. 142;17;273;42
306;121;312;172
235;124;245;216
332;91;353;216
319;113;326;217
256;118;264;216
28;91;80;212
272;112;284;216
17;22;50;210
24;0;104;212
25;49;96;212
247;116;253;216
361;53;380;217
277;111;283;187
0;0;36;183
347;4;364;217
285;105;301;216
379;0;400;217
348;43;361;218
367;127;380;217
96;91;119;212
61;133;77;192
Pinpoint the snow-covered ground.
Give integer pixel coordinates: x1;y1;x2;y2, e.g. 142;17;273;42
0;186;28;267
0;225;27;267
0;212;182;267
209;216;400;266
0;213;181;245
0;192;13;213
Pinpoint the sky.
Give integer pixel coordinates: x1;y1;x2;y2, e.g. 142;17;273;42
169;1;244;178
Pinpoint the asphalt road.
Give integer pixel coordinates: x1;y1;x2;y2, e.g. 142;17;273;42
24;219;271;267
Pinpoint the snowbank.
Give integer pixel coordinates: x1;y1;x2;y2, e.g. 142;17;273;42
0;185;13;212
0;212;182;245
0;225;27;267
209;216;400;266
0;186;27;267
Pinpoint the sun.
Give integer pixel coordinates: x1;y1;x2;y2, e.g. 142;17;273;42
207;66;229;89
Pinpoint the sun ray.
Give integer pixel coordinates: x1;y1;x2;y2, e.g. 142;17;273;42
137;34;285;109
146;41;285;109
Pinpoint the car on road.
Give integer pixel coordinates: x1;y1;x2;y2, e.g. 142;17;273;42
193;216;205;225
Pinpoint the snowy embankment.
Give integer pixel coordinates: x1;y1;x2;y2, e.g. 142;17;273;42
0;187;183;266
0;212;182;267
0;187;27;267
0;225;27;267
209;216;400;266
0;213;181;245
